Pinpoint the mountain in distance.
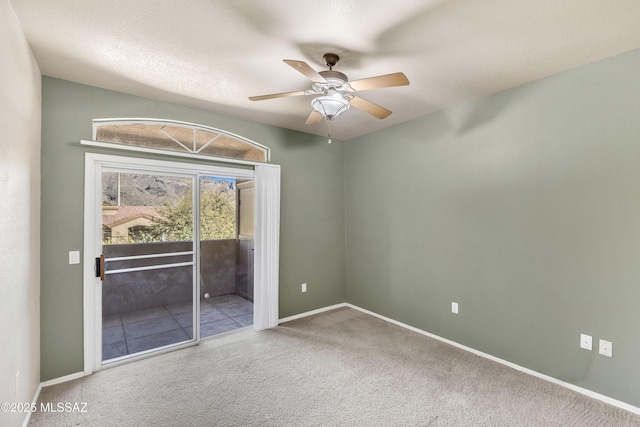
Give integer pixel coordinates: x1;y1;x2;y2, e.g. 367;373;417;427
102;172;235;206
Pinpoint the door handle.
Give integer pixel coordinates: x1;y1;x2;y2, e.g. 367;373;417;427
95;254;105;281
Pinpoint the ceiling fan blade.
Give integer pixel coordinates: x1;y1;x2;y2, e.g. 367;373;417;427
283;60;327;83
349;96;392;119
305;110;323;125
347;72;409;92
249;90;307;101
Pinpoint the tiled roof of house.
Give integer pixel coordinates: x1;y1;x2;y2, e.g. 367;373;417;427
102;206;161;228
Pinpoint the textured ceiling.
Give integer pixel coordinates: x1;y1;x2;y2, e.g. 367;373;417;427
10;0;640;140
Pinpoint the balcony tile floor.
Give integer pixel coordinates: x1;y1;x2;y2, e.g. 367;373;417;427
102;294;253;361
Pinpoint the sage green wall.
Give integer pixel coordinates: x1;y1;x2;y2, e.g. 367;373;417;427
41;77;345;380
345;48;640;407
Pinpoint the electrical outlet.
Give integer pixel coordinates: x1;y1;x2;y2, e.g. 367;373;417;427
580;334;592;351
451;302;459;314
301;283;307;293
599;339;613;357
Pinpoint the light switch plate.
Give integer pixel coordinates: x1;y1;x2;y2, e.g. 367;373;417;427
451;302;459;314
69;251;80;265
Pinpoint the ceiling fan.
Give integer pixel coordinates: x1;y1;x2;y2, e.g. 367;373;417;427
249;53;410;125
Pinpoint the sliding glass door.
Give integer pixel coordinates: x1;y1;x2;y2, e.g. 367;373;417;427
97;167;257;364
84;153;278;373
100;170;197;362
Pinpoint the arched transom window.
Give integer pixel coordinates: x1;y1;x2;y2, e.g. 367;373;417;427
92;119;269;163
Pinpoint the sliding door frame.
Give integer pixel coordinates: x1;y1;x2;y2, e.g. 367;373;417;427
99;166;198;367
83;152;280;374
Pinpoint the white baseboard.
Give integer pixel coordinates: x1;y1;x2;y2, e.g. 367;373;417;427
278;303;347;324
345;303;640;416
21;383;42;427
40;371;86;387
22;371;87;426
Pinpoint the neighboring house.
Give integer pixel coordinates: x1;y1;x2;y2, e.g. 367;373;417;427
102;205;161;244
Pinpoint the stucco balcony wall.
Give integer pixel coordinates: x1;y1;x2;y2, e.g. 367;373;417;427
102;240;238;315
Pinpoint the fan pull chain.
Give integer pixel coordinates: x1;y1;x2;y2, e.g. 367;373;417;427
327;120;332;144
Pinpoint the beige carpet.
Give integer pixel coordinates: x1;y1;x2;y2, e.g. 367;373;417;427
29;307;640;426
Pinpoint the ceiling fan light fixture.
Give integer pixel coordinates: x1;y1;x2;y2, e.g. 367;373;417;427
249;53;409;128
311;93;350;120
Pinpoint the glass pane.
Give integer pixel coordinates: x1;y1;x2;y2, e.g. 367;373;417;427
101;171;195;362
199;176;254;337
102;172;194;243
199;176;237;240
94;121;268;162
